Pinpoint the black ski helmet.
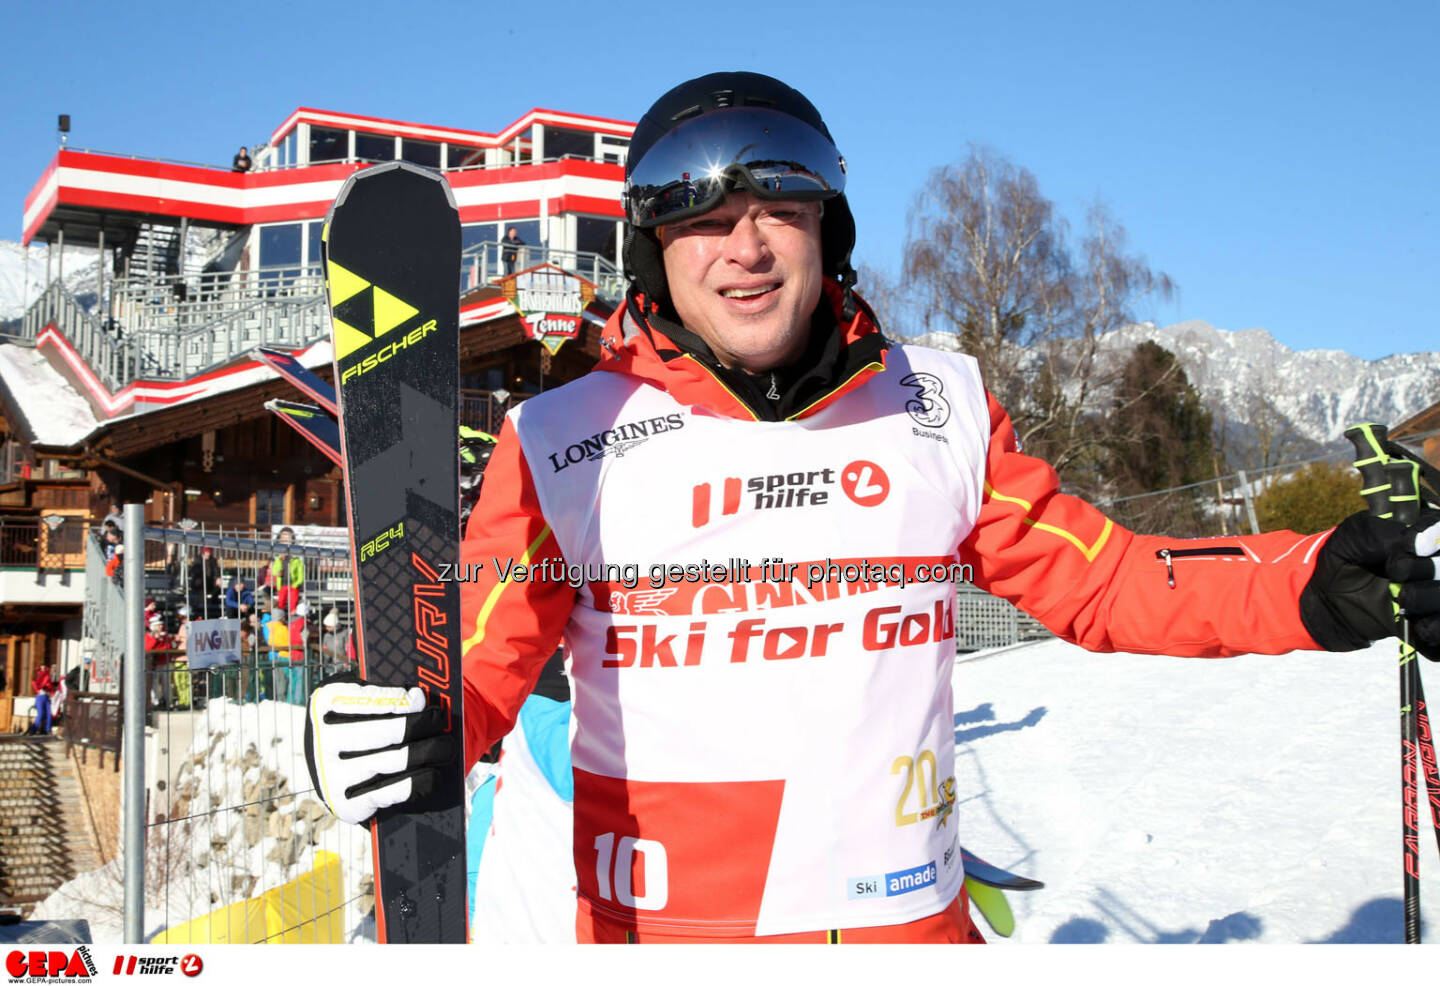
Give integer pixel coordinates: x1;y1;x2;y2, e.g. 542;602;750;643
621;71;858;310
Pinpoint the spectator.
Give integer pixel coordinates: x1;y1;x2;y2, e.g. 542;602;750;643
172;610;194;710
270;528;305;615
146;613;173;711
102;525;123;583
320;608;350;676
283;601;310;705
224;576;255;619
188;546;224;617
29;664;55;735
232;146;252;173
501;226;525;275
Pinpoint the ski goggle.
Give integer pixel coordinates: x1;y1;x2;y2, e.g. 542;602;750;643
624;107;846;228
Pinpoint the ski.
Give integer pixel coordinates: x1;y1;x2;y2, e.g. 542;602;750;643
960;847;1044;890
257;346;339;415
324;161;466;944
265;399;342;466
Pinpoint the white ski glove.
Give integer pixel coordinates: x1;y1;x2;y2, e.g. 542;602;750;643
304;672;455;825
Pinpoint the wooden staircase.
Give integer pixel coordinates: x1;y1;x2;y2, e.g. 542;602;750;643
0;735;99;914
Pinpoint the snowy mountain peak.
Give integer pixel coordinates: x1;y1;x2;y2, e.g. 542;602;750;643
1100;321;1440;445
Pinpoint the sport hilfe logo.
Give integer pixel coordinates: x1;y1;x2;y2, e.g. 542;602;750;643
691;461;891;527
109;953;202;977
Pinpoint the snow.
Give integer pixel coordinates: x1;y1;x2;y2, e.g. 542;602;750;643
0;240;100;323
950;638;1439;943
0;342;101;445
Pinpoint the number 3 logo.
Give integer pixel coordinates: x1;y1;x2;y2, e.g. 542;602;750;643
901;372;951;428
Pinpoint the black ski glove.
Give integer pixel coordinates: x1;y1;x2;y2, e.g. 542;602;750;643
304;670;456;824
1299;511;1440;660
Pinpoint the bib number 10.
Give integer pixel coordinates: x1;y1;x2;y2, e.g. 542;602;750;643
594;833;669;910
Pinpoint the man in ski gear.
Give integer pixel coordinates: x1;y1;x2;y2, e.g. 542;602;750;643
308;72;1440;943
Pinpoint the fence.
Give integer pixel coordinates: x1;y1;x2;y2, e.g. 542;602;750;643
70;519;375;943
954;586;1053;652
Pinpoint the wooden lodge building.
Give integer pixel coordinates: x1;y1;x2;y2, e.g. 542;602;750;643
0;104;635;724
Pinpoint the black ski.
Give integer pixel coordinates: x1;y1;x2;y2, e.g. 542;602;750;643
257;346;339;415
324;161;466;943
265;399;342;466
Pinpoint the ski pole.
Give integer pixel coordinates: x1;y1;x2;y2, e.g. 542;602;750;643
1385;458;1424;944
1376;453;1440;872
1342;426;1434;944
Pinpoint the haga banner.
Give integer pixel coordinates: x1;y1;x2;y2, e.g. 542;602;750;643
188;618;244;669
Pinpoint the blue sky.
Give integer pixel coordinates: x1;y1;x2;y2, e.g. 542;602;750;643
4;0;1434;359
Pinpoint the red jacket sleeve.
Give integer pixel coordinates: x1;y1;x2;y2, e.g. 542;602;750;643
958;392;1324;656
459;417;576;772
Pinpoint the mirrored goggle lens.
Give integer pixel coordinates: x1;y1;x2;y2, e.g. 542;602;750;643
625;107;846;228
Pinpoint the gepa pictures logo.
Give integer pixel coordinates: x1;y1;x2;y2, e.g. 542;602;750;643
5;946;96;981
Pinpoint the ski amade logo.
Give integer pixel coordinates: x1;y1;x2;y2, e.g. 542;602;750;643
5;947;97;983
692;460;890;528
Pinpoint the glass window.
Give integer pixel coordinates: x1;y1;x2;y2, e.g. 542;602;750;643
259;224;303;293
545;127;595;162
309;127;348;164
401;139;441;168
355;132;396;162
447;143;486;170
460;224;497;254
259;225;302;267
306;221;324;265
576;217;619;264
255;489;286;528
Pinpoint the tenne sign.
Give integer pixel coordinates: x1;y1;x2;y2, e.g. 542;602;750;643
498;264;597;355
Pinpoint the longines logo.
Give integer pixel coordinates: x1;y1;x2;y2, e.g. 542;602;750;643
548;413;686;472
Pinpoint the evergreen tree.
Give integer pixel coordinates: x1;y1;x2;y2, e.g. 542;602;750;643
1103;341;1217;534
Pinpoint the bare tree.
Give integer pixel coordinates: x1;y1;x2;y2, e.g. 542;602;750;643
900;147;1175;492
854;262;912;341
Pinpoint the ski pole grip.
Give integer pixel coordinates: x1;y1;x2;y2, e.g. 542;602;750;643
1344;422;1392;518
1385;459;1422;527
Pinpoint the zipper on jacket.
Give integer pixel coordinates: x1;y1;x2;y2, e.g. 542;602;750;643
1155;546;1246;588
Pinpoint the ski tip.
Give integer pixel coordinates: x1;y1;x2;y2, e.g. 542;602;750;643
330;160;458;215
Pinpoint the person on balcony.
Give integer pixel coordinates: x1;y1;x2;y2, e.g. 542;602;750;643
501;227;525;276
232;146;252;173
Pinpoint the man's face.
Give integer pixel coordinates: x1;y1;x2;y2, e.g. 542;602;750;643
660;191;823;373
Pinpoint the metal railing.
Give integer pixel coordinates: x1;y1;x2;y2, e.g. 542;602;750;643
0;515;85;571
461;241;624;300
21;239;623;393
460;388;528;436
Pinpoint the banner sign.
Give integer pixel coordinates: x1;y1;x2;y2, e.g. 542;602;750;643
188;618;244;669
498;264;597;355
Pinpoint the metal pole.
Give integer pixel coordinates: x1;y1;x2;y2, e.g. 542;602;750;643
1235;468;1261;535
122;502;146;943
